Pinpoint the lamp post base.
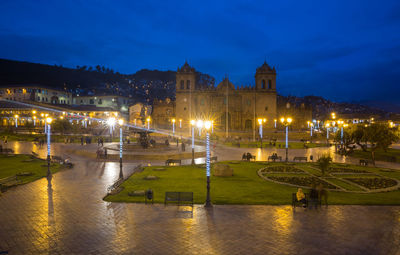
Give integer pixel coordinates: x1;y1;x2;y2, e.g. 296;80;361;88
119;158;123;179
191;148;195;165
205;176;212;207
285;148;288;162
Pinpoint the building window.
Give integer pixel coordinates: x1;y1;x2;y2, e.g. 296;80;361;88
265;106;268;111
268;80;272;89
187;80;191;89
90;99;94;104
180;80;184;90
80;100;83;104
37;97;40;101
262;80;266;89
98;99;102;105
45;97;48;102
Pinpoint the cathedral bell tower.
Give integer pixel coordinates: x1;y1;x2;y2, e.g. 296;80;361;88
175;61;196;128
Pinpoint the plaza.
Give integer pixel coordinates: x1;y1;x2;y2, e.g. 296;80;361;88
0;140;400;254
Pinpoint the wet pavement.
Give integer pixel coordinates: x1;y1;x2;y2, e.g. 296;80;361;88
0;141;400;254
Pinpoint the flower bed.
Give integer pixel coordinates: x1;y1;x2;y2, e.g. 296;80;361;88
329;167;368;173
344;178;398;190
262;166;304;173
268;176;338;189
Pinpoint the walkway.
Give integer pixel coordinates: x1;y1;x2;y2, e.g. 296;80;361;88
0;142;399;254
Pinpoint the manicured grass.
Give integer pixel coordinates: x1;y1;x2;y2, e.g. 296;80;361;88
351;148;400;163
325;178;365;192
0;154;62;185
104;161;400;205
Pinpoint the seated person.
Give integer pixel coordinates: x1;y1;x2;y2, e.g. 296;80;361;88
242;153;247;160
296;188;307;207
246;152;252;160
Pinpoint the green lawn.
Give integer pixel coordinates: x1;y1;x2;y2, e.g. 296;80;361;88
351;148;400;163
104;161;400;205
0;132;124;143
0;154;62;185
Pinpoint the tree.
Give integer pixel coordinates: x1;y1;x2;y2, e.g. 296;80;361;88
365;124;399;165
317;154;332;175
52;119;73;134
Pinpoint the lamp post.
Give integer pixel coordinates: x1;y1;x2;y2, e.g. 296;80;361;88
179;119;182;129
107;117;116;138
196;120;203;136
337;120;344;145
118;119;124;179
274;119;277;129
172;118;176;136
204;120;212;207
14;115;18;128
146;117;150;130
190;120;195;165
317;120;320;129
33;116;36;126
310;123;313;137
280;117;292;162
326;123;330;144
257;118;266;148
46;117;53;180
307;121;310;128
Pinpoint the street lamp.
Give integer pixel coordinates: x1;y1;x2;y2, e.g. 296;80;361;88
196;120;203;136
274;119;277;129
14;115;19;128
307;121;310;128
172;118;176;136
331;112;336;120
204;120;212;207
118;118;124;179
46;117;53;180
33;116;36;126
326;123;330;144
107;117;116;137
146;117;151;130
280;117;292;162
337;120;344;144
257;118;266;148
190;120;195;165
310;123;314;137
179;119;182;129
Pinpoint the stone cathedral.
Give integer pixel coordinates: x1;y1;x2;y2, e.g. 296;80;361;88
151;61;278;131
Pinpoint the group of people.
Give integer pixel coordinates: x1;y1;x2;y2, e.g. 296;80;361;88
242;152;254;161
296;183;328;208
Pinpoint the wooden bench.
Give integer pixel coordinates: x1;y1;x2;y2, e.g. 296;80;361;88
293;156;308;162
268;155;282;162
210;156;218;163
164;192;193;209
165;159;181;166
0;148;14;154
249;155;256;161
0;175;21;192
292;193;309;208
359;159;368;166
31;151;40;159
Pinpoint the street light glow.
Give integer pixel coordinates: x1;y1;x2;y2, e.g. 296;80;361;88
107;117;116;126
196;120;203;129
190;119;195;126
118;118;124;125
46;117;52;124
204;121;212;130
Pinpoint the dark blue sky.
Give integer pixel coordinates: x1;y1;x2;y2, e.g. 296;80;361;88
1;0;400;105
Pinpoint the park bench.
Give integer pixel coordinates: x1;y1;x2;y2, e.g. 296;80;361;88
0;148;14;154
359;159;368;166
31;151;40;159
210;156;218;163
268;155;282;162
51;155;63;163
165;159;181;166
292;193;309;209
164;192;193;210
0;175;21;192
249;155;256;161
293;156;308;162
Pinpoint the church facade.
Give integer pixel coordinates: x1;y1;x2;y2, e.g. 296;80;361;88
151;61;278;132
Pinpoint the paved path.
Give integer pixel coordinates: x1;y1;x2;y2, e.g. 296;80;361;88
0;142;400;254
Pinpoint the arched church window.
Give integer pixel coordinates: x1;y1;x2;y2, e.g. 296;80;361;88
180;80;184;90
187;80;191;89
262;80;266;89
268;80;272;89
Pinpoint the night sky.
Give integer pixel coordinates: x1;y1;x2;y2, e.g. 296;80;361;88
1;0;399;105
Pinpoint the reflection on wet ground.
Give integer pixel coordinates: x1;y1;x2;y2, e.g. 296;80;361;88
0;141;399;254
